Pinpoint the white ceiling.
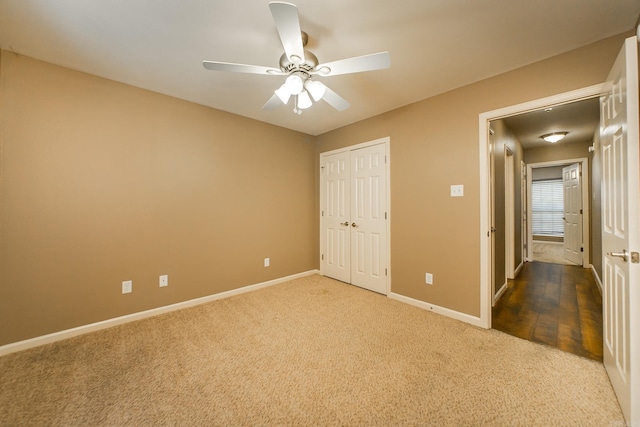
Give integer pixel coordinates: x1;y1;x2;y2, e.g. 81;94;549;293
1;0;638;136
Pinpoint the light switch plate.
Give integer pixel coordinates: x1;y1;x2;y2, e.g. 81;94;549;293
450;184;464;197
159;275;168;287
122;280;132;294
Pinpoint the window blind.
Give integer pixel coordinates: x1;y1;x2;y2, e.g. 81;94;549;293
531;179;564;236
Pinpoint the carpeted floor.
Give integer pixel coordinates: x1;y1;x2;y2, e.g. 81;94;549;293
532;240;579;265
0;274;623;426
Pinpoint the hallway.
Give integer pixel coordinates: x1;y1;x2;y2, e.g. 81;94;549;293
492;262;603;361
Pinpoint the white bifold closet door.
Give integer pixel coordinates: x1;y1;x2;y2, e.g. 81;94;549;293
321;142;388;294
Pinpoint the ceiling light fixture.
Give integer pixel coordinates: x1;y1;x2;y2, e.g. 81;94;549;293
541;132;568;143
284;74;304;95
297;91;312;109
305;80;326;101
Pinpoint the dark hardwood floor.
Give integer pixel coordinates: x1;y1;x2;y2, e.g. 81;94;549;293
492;261;603;361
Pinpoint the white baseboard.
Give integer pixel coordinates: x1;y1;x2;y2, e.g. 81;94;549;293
493;282;508;305
591;265;603;295
514;261;524;276
388;292;485;328
0;269;320;357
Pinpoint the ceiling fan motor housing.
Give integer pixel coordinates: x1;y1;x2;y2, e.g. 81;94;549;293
279;50;318;76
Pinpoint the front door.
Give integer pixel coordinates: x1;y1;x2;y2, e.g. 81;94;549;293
562;163;583;265
600;35;640;424
320;141;388;294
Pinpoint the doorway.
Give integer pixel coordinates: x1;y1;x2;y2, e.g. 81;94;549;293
488;105;597;360
479;84;604;326
319;137;390;295
526;159;590;267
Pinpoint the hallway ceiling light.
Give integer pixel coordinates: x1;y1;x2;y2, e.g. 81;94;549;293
541;132;568;143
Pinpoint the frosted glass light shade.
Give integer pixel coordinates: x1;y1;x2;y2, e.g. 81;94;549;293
541;132;568;143
305;80;326;101
297;91;313;109
285;74;304;95
274;84;292;104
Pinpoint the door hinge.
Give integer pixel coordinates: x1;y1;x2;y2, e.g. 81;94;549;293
321;210;324;217
385;268;388;276
385;155;387;164
580;209;583;214
321;254;324;260
580;247;584;252
385;212;387;220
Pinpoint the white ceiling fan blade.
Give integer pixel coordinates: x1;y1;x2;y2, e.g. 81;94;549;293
314;52;391;76
203;61;284;75
268;2;305;64
262;94;284;110
321;85;350;111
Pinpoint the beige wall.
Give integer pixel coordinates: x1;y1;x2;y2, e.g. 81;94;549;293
524;140;593;164
1;31;629;347
0;51;317;345
316;33;628;317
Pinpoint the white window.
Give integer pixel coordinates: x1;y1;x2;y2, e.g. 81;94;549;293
531;179;564;237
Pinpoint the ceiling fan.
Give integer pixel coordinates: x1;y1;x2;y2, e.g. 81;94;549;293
202;1;391;115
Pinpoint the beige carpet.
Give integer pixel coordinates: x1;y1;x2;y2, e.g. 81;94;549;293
0;274;623;426
532;241;579;265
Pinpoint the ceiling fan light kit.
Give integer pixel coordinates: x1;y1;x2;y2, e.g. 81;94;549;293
202;1;390;115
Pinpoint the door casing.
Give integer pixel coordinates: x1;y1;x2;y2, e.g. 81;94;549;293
479;84;604;328
525;159;589;267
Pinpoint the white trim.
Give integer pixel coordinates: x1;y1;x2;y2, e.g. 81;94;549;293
479;83;606;329
526;158;590;267
388;292;485;328
591;265;603;295
0;269;320;357
514;260;524;276
494;282;508;304
505;146;515;279
319;137;390;157
319;137;391;296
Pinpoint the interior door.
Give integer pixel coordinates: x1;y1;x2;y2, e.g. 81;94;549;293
350;143;387;294
321;151;351;283
562;163;583;265
320;141;388;294
600;35;639;424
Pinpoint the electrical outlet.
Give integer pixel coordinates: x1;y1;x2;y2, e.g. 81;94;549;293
159;275;168;287
122;280;132;294
450;184;464;197
425;273;433;285
264;258;270;267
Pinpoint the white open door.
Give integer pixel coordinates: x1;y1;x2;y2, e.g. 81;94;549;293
562;163;583;265
600;35;640;424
